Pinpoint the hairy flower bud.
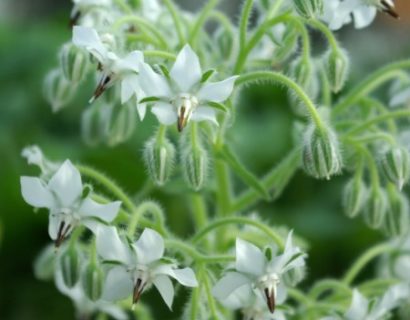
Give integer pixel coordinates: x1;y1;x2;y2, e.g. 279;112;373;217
363;188;388;229
33;245;56;281
302;123;343;179
323;49;349;93
293;0;323;18
106;102;137;146
81;102;107;146
43;69;76;112
342;178;368;218
181;137;209;191
384;184;410;237
381;147;410;190
143;132;176;186
59;245;81;288
59;43;89;83
81;261;104;301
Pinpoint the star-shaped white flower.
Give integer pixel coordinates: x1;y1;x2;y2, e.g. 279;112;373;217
70;0;112;27
55;267;127;320
95;226;198;309
220;283;288;320
212;232;306;314
72;26;144;105
21;160;121;246
322;0;398;30
138;44;238;131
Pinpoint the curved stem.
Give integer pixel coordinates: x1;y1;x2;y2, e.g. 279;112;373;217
127;201;166;237
333;60;410;116
192;216;285;249
237;71;325;130
239;0;254;51
163;0;185;45
143;50;176;60
200;266;219;319
309;279;351;300
305;19;339;51
342;243;394;285
189;0;219;47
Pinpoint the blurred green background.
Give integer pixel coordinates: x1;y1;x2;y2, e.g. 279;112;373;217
0;0;409;319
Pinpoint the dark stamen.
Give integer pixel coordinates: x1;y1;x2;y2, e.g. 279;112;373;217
91;76;111;103
55;221;66;248
264;288;276;314
177;107;186;132
69;11;81;28
133;278;146;305
381;0;399;19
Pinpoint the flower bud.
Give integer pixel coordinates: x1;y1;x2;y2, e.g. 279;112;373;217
363;188;388;229
323;49;349;93
143;132;176;186
384;184;410;237
106;102;137;146
33;244;56;281
293;0;323;19
43;69;76;112
81;261;104;301
181;136;209;191
302;123;343;179
342;178;368;218
81;102;108;146
59;245;81;288
59;43;89;83
381;147;410;190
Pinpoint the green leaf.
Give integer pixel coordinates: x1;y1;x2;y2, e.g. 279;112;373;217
140;96;160;104
219;145;271;201
201;69;216;83
158;64;170;79
207;101;228;113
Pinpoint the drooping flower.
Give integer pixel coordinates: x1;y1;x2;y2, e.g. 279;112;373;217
321;0;398;30
95;226;198;308
138;44;238;132
70;0;112;27
212;232;306;314
72;26;144;104
20;160;121;246
55;267;127;320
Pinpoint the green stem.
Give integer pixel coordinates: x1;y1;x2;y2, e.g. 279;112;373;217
143;50;176;60
239;0;255;52
237;72;325;130
78;165;137;214
189;284;201;320
190;193;208;231
342;243;393;285
309;279;351;300
113;0;133;13
127;201;166;237
163;0;185;45
215;159;231;217
200;266;219;319
192;216;285;249
333;60;410;116
306;19;339;51
358;97;397;134
189;0;219;47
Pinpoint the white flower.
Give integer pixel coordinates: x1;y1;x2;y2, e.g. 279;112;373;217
70;0;112;26
220;283;288;320
55;267;127;320
72;26;144;104
96;226;198;308
322;0;398;30
21;145;59;178
138;44;238;131
212;232;306;314
20;160;121;246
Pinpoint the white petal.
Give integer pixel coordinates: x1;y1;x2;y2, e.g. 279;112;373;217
135;228;164;265
102;266;133;301
352;6;377;29
117;51;144;73
98;304;128;320
220;284;253;310
82;219;100;234
197;76;238;102
191;106;218;125
138;62;171;98
155;264;198;287
78;198;121;222
345;290;369;320
20;177;55;208
153;275;174;310
390;87;410;107
212;272;252;300
137;103;147;121
48;160;83;207
151;102;177;125
96;226;132;264
48;212;61;240
371;284;409;318
170;44;202;92
121;74;139;104
236;238;265;276
72;26;107;62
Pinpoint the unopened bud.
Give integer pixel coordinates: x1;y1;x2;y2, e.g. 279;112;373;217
81;102;107;146
59;43;89;83
59;245;81;288
143;132;176;186
381;147;410;190
342;178;368;218
81;261;104;301
106;102;137;146
323;49;349;93
181;136;209;191
43;69;76;112
293;0;323;19
302;123;343;179
33;245;56;281
363;188;388;229
384;184;410;237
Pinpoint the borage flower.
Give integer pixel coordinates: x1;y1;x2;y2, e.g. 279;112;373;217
96;226;198;308
20;160;121;246
72;26;144;104
138;44;238;132
212;232;306;314
70;0;112;27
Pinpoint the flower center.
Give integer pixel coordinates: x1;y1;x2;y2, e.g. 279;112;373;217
173;94;199;132
256;273;280;314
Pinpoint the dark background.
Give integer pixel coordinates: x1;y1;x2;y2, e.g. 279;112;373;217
0;0;410;319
